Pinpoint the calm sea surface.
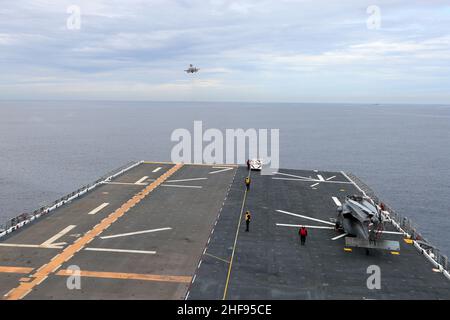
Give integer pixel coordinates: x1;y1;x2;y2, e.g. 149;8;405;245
1;101;449;255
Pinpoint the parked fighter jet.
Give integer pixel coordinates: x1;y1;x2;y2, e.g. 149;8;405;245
336;195;382;240
276;194;402;252
335;195;401;251
185;64;199;73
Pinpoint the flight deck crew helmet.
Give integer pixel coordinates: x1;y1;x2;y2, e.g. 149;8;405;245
245;177;250;184
245;211;251;220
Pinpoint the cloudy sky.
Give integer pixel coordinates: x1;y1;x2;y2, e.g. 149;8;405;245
0;0;449;103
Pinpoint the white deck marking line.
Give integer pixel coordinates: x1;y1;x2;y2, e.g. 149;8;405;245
165;177;207;183
105;182;148;186
310;182;320;187
276;210;335;226
276;223;335;230
84;248;156;255
209;167;233;174
275;172;315;180
317;175;325;181
87;203;109;215
41;225;76;248
272;177;352;184
100;227;172;240
331;233;348;240
134;176;149;185
152;167;162;173
161;184;202;189
326;176;336;181
332;197;342;207
378;230;404;235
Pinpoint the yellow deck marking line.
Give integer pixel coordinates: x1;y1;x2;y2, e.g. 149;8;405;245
390;251;400;255
404;238;413;244
0;266;34;274
4;163;183;300
222;171;251;300
344;248;353;252
56;269;191;283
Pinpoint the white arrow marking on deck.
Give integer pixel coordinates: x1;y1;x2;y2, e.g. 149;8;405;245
135;176;149;185
276;210;335;226
87;203;109;215
209;167;233;175
84;248;156;255
331;233;348;240
276;223;335;230
41;225;76;248
100;227;172;240
317;175;325;181
165;177;207;183
332;197;342;207
152;167;162;173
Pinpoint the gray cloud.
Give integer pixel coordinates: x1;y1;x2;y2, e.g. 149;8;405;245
0;0;449;103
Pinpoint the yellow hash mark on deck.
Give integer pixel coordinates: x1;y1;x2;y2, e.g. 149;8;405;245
4;163;183;300
403;238;413;244
0;266;34;274
390;251;400;255
344;248;352;252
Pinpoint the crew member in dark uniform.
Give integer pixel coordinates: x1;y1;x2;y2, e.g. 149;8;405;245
245;211;251;232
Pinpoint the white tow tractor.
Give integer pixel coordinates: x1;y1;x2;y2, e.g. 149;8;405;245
249;159;262;171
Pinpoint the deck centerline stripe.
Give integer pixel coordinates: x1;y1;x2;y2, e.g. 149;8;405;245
4;163;183;300
87;203;109;215
223;171;251;300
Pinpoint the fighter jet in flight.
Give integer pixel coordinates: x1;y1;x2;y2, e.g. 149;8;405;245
185;64;199;74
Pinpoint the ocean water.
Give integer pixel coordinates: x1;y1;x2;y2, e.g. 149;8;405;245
0;101;449;255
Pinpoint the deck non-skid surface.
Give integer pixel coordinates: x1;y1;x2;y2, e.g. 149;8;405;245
1;163;449;299
0;163;236;299
188;167;450;300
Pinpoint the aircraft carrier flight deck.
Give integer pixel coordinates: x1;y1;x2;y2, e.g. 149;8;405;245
0;162;449;300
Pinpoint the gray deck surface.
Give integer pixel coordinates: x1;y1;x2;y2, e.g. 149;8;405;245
0;163;449;300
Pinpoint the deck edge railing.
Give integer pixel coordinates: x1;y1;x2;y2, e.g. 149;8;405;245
343;171;449;280
0;160;143;239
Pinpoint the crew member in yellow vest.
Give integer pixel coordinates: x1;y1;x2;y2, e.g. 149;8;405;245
245;211;251;232
245;176;251;191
